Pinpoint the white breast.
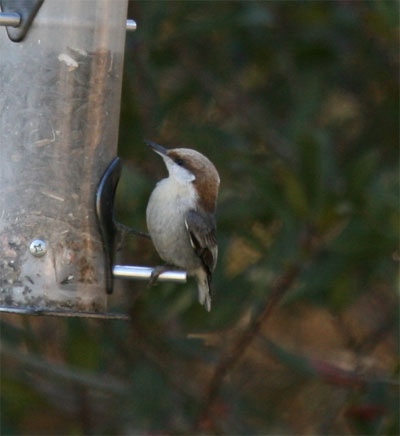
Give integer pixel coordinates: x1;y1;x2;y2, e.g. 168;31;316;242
146;177;199;267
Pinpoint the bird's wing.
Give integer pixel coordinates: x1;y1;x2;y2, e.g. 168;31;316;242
184;209;218;278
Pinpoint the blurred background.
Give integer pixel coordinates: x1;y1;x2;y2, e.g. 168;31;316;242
1;1;398;435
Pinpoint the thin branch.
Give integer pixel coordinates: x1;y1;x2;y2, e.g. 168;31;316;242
356;317;396;355
114;221;151;240
195;264;301;429
114;221;151;253
0;341;126;394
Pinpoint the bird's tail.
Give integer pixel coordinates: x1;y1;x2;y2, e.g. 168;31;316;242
195;268;212;312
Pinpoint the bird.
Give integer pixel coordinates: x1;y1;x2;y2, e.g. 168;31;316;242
145;141;220;311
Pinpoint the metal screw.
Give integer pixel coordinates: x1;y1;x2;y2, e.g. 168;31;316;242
29;239;47;257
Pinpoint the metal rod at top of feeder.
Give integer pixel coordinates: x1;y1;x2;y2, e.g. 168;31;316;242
126;19;136;31
0;13;136;31
0;12;21;27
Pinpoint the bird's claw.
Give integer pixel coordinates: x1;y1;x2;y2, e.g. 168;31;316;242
147;265;171;287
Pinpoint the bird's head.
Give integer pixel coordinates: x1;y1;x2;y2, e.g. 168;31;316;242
147;141;220;212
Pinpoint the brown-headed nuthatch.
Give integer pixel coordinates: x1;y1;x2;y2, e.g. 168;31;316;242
146;141;220;311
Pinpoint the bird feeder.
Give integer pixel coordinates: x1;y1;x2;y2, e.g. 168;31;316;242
0;0;186;319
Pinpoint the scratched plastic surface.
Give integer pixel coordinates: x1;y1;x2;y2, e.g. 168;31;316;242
0;0;128;313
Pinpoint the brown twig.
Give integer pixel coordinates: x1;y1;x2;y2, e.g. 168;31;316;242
356;317;396;355
195;264;301;430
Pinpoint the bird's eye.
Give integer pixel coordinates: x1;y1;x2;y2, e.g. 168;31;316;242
175;158;185;166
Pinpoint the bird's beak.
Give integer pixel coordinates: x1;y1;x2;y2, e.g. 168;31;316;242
145;141;168;156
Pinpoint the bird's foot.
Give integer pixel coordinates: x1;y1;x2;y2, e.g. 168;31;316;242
148;265;173;287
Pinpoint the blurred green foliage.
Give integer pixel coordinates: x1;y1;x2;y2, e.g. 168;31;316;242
1;1;398;435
